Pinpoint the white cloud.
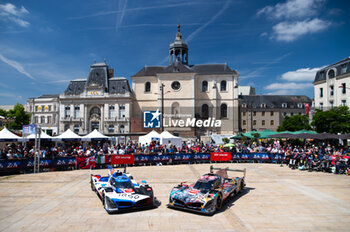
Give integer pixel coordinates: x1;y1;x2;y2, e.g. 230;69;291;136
0;3;29;27
0;53;35;80
272;18;331;42
281;67;322;82
265;82;313;90
257;0;324;20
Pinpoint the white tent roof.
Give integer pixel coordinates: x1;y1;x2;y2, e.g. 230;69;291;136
82;129;111;141
160;131;178;138
26;131;52;139
159;130;182;147
0;127;21;140
53;129;82;141
138;130;161;145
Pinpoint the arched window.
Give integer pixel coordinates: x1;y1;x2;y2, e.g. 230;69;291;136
145;82;151;92
220;104;227;118
171;102;180;118
201;104;209;119
202;81;208;92
119;125;125;134
90;107;101;118
328;69;335;78
220;80;227;91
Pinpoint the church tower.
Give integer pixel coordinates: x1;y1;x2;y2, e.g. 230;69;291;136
169;25;189;65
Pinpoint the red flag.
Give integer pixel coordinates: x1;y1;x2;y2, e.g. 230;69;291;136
304;103;310;115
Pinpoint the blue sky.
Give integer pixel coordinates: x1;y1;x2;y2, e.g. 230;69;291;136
0;0;349;105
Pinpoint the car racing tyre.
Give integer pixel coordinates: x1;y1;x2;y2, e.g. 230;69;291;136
239;181;244;193
216;193;223;210
90;178;95;192
102;194;112;215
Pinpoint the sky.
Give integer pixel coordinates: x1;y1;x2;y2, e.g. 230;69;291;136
0;0;349;105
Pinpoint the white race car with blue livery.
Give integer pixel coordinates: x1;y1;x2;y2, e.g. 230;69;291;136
90;166;157;214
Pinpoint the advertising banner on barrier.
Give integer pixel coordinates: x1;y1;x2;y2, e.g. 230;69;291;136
251;153;270;160
96;155;109;165
0;160;22;170
210;152;231;161
172;154;192;162
193;153;210;161
150;155;171;163
54;157;76;167
111;155;135;165
330;155;349;165
77;156;96;169
134;155;150;164
270;154;285;161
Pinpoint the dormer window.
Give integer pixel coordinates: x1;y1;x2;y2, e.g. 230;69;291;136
328;69;335;78
282;103;287;108
261;103;266;108
242;103;247;108
297;103;303;108
340;64;348;74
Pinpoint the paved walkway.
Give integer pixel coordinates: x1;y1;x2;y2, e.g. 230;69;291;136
0;163;350;231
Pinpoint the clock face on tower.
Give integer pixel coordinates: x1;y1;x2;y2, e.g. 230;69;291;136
171;81;181;91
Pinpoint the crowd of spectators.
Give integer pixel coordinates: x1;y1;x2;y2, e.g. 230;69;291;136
1;139;350;174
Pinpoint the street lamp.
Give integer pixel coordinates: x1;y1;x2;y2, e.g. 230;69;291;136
155;84;170;132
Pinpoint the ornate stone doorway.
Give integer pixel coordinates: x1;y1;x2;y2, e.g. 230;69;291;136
89;106;101;132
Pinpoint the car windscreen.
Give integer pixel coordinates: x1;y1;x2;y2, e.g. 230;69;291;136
193;180;215;191
111;178;133;189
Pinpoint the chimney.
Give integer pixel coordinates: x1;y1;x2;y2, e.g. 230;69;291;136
108;69;114;77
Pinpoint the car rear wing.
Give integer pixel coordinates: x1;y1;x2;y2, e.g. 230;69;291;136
210;165;246;179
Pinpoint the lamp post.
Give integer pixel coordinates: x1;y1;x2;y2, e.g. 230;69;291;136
155;84;170;132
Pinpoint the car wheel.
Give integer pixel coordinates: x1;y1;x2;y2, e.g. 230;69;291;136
216;194;223;210
103;194;112;214
90;179;95;192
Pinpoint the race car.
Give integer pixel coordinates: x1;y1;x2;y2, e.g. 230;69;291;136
167;165;246;215
90;166;157;214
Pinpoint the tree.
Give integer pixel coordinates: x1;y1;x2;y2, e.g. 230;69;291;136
277;115;311;132
222;138;230;144
311;106;350;133
7;103;31;130
0;109;7;118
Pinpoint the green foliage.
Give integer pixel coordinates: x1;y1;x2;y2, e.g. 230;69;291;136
222;138;230;144
277;115;311;132
7;103;31;130
0;109;7;117
311;106;350;133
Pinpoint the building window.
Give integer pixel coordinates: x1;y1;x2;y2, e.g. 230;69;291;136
261;103;266;108
48;105;52;111
341;83;346;94
330;101;334;108
35;116;39;123
64;106;70;118
119;125;125;134
171;81;181;91
283;112;287;116
342;100;347;106
109;105;115;119
328;69;335;78
47;116;51;124
297;103;303;108
64;124;69;131
243;120;246;126
119;105;125;118
74;106;80;118
40;116;45;124
330;85;334;96
35;106;38;112
270;120;274;126
262;111;265;116
253;111;256;116
291;112;294;116
74;124;79;133
282;103;287;108
340;64;348;74
220;80;227;91
242;103;247;108
299;112;302;115
201;104;209;119
171;102;180;118
41;105;45;112
145;82;151;92
320;88;323;98
242;112;246;117
262;120;265;126
220;104;227;118
108;125;114;133
320;103;323;110
270;111;274;116
253;120;256;126
202;81;208;92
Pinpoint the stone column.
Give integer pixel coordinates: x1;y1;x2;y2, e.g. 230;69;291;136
84;106;88;133
101;104;104;132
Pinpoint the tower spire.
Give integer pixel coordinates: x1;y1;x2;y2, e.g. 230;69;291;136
169;24;188;65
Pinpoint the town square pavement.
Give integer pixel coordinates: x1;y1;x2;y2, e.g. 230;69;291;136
0;163;350;231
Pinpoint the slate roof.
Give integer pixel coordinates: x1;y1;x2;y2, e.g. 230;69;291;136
314;57;350;83
132;63;238;77
239;95;312;109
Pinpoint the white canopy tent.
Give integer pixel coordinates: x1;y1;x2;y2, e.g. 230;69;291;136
82;129;111;141
0;127;21;142
52;129;82;141
138;130;160;145
26;131;52;140
159;131;182;147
